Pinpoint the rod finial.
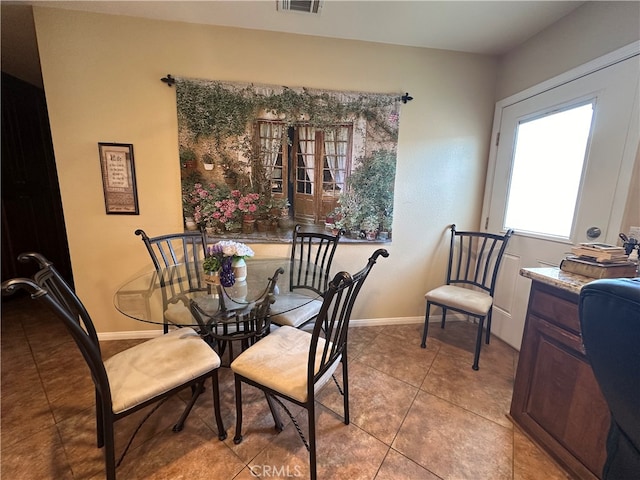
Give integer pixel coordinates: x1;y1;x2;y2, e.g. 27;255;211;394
401;92;413;104
161;74;176;87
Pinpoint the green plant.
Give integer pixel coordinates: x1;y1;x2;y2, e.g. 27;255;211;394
334;150;395;234
361;214;379;232
179;148;196;166
380;212;393;232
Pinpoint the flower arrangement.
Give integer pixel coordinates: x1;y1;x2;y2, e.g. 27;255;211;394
203;240;255;287
203;240;254;272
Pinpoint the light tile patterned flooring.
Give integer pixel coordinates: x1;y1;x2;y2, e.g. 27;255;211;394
1;296;572;479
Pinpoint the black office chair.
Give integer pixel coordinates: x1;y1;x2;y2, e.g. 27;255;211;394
421;224;513;370
1;253;226;480
579;277;640;479
270;224;343;329
135;229;208;332
231;248;389;480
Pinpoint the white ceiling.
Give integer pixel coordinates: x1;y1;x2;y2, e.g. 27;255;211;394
27;0;585;56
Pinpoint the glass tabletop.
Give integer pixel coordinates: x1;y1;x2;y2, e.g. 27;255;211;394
113;257;324;328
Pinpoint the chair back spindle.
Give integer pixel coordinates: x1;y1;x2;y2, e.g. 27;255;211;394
308;248;389;391
290;224;343;295
135;229;207;294
447;225;513;296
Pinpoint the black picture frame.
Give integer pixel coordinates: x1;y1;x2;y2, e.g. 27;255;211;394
98;142;139;215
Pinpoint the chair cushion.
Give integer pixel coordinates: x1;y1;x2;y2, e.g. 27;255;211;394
230;325;339;403
164;302;195;326
104;327;220;414
425;285;493;316
270;293;323;328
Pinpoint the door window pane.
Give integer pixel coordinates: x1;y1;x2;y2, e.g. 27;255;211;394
504;102;594;237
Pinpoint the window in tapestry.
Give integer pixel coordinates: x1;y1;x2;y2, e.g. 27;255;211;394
293;125;352;223
258;121;285;195
257;121;352;224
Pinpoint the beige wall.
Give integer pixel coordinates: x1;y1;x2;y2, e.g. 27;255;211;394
31;3;640;335
497;0;640;240
33;7;498;333
496;1;640;99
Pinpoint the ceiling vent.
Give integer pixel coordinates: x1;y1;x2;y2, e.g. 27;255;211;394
277;0;323;14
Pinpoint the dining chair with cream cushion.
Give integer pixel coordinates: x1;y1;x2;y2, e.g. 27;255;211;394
135;228;207;332
1;252;225;480
231;248;389;480
270;224;342;329
421;224;513;370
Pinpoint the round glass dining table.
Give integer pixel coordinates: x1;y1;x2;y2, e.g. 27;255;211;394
113;257;323;329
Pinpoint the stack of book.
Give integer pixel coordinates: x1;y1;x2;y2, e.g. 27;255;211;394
570;242;628;262
561;242;637;279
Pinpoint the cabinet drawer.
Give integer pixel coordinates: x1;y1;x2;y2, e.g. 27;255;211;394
530;287;580;334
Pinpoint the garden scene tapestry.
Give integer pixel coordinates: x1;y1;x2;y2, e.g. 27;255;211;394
177;78;401;241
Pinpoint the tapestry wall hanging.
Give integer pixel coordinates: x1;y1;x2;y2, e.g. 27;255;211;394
176;78;402;241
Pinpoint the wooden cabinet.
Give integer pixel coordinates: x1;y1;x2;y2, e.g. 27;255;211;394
510;279;609;479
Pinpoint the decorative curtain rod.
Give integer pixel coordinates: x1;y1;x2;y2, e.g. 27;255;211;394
161;74;176;87
160;74;413;103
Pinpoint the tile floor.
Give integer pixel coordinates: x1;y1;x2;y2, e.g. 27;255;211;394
1;296;572;479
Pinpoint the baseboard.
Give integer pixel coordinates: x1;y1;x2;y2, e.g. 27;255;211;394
349;316;424;327
98;330;163;341
98;314;466;339
345;312;467;327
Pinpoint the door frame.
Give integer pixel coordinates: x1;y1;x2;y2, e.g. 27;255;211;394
481;40;640;245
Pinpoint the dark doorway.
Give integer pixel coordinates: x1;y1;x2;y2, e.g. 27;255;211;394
1;72;73;284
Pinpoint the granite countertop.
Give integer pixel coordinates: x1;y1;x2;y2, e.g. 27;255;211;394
519;267;595;295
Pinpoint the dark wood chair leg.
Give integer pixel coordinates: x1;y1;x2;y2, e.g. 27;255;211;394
421;302;431;348
211;372;226;440
485;308;493;344
441;306;448;328
308;399;317;480
173;382;204;432
342;356;350;425
265;393;285;431
472;317;485;371
233;376;244;444
96;389;104;448
104;415;116;480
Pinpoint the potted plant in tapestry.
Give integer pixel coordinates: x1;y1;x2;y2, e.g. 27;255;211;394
334;149;395;241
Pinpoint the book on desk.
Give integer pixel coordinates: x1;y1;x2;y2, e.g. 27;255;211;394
570;242;629;263
561;255;637;279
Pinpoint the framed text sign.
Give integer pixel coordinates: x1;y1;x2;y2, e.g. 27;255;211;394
98;142;139;215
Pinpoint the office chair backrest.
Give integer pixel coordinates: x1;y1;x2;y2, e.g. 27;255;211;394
447;224;514;296
579;278;640;478
2;252;112;408
308;249;388;391
290;224;343;295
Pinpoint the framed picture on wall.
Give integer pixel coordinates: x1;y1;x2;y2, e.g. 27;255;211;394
98;142;139;215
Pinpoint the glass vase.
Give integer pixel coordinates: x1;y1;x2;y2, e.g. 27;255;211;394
232;256;247;281
220;257;235;287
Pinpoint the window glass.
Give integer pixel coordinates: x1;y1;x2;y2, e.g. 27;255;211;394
504;102;594;237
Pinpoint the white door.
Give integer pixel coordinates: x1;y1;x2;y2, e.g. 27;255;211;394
482;46;640;350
